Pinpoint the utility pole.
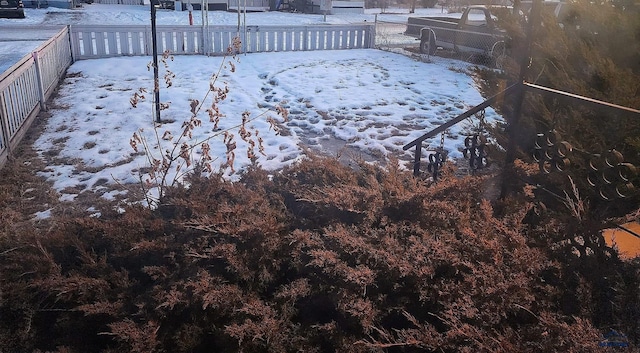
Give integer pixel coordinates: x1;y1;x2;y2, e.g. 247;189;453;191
150;0;161;123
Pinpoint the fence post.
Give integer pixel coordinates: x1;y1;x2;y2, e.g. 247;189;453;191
67;25;77;63
32;51;48;112
367;23;375;49
0;93;11;156
371;17;375;48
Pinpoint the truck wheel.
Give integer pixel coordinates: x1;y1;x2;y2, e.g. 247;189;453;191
420;35;436;55
490;41;507;69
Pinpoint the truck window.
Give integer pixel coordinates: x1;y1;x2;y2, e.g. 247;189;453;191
464;8;488;27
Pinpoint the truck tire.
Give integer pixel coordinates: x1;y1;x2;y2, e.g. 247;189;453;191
490;41;507;69
420;30;436;55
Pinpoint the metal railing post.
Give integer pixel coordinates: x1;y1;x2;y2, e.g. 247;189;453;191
150;0;161;123
413;142;422;176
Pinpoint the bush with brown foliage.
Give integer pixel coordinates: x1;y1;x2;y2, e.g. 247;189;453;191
1;156;636;352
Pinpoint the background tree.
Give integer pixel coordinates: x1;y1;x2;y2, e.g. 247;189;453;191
479;0;640;218
476;0;640;343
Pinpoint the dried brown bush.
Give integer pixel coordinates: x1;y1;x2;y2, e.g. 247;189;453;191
1;155;635;352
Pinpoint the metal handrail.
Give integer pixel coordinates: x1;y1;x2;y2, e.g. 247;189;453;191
402;82;519;176
523;82;640;116
402;80;640;177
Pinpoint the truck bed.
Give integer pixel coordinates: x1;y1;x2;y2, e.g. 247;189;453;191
405;16;459;37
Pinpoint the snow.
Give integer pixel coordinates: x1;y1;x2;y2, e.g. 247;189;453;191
0;28;66;72
33;208;53;219
0;42;38;72
0;5;499;210
34;51;496;206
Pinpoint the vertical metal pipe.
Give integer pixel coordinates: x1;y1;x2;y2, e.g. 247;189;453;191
413;142;422;176
151;0;161;123
500;0;541;199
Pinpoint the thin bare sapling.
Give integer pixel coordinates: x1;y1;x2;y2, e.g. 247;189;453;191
129;42;288;207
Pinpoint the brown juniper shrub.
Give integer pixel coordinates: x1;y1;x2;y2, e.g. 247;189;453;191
1;154;633;352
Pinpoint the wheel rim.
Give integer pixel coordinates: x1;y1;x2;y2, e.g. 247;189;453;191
420;29;436;55
491;42;506;69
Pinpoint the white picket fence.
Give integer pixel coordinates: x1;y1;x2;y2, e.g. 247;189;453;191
69;24;375;59
0;26;72;169
0;23;374;169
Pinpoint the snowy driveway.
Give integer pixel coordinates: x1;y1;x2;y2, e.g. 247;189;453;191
0;26;64;72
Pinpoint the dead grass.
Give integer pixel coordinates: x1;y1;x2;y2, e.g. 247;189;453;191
0;110;59;228
0;76;134;227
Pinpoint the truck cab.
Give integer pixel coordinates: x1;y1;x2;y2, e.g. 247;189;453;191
0;0;25;18
454;6;502;53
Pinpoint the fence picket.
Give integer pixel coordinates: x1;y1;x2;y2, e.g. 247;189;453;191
275;30;284;51
131;31;145;55
118;31;130;54
186;31;196;53
222;31;232;53
331;30;338;50
96;31;107;56
160;31;170;53
257;30;267;52
81;31;93;56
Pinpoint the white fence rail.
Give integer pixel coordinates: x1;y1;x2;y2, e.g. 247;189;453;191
70;24;375;59
0;26;72;169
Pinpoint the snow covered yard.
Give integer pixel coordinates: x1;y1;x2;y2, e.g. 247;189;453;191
33;49;497;209
1;5;500;212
